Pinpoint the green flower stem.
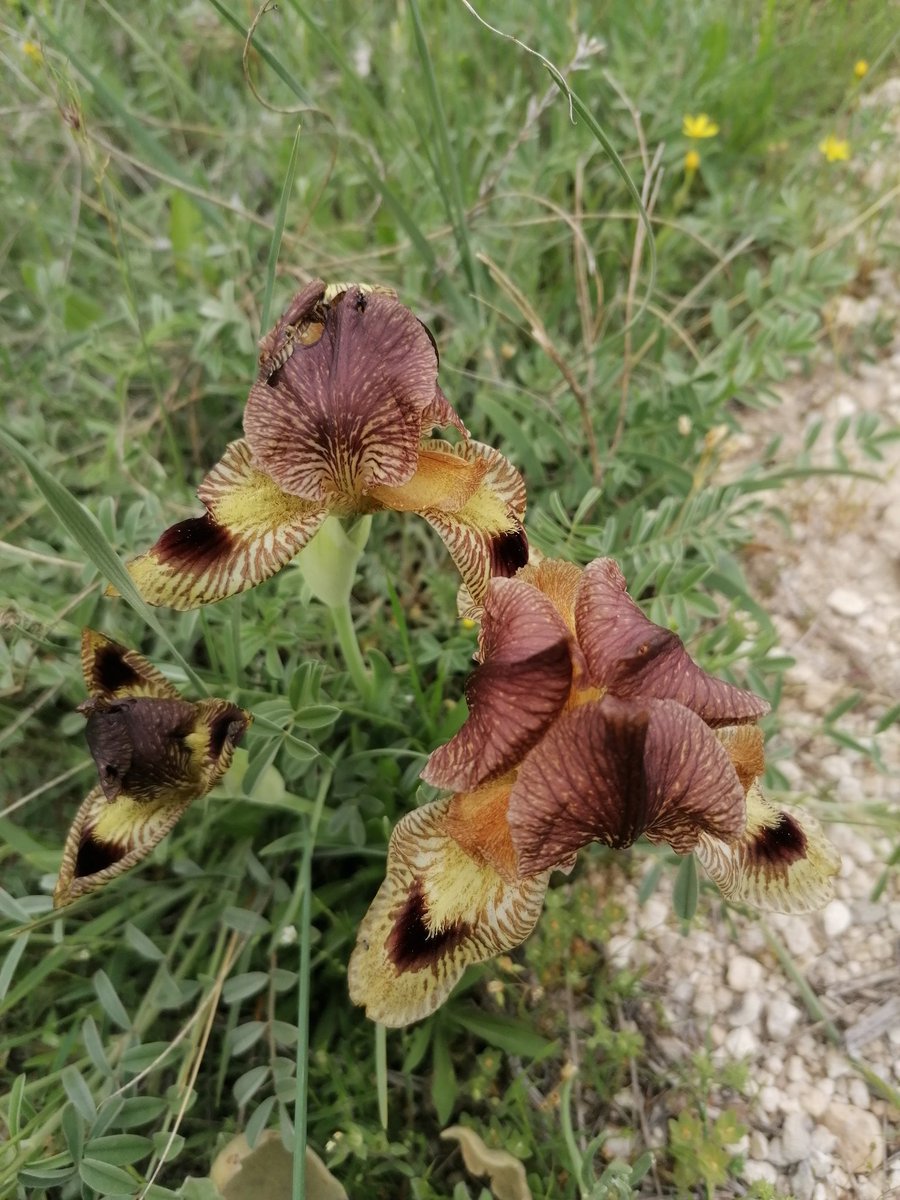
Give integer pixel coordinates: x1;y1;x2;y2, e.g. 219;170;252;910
329;599;374;704
292;765;333;1200
375;1022;388;1130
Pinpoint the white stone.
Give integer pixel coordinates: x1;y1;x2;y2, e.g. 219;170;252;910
748;1130;768;1160
743;1160;777;1186
727;953;764;992
793;1159;816;1200
724;1026;757;1059
796;1083;832;1119
848;1078;870;1109
766;997;802;1040
781;1111;812;1163
730;992;763;1027
823;1102;885;1173
827;587;869;617
823;899;852;938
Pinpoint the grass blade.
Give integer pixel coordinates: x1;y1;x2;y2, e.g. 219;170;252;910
260;124;304;334
0;430;205;694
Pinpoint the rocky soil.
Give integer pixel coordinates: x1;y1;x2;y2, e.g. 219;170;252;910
592;222;900;1194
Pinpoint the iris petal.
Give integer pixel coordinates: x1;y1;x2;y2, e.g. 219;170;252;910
54;677;250;907
694;783;841;913
348;797;549;1027
245;282;449;502
119;440;326;610
510;696;746;874
574;558;769;726
421;578;573;792
81;629;179;700
416;440;528;606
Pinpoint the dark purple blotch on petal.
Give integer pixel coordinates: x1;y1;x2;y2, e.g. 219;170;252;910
155;515;235;574
755;813;808;866
75;833;118;880
386;879;470;973
93;644;141;695
491;526;529;578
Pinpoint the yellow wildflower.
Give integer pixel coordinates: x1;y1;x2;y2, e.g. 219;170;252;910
682;113;719;139
684;149;701;173
21;40;43;65
853;59;869;79
819;135;851;163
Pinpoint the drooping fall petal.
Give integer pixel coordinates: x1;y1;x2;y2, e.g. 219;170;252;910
574;558;769;726
421;578;573;792
245;281;460;502
348;796;550;1027
694;782;841;913
414;440;529;606
119;440;326;610
510;696;746;875
54;670;251;907
81;629;179;700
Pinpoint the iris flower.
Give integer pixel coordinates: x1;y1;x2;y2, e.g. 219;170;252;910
119;280;528;611
349;558;840;1025
54;631;251;907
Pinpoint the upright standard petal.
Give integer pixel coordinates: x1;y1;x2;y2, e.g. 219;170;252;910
246;281;452;502
54;677;251;906
121;440;326;609
510;696;746;875
694;783;841;913
422;577;573;792
574;558;769;726
81;629;179;700
415;440;529;606
348;796;549;1027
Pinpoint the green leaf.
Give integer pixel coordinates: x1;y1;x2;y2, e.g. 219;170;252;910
233;1065;269;1107
85;1134;154;1166
259;124;303;334
93;970;132;1029
79;1156;139;1195
673;855;699;922
169;190;204;278
61;1102;85;1163
0;887;29;925
450;1011;556;1059
221;907;271;936
223;972;270;1005
82;1016;112;1076
245;1095;277;1148
62;1066;96;1123
7;1073;26;1137
431;1028;457;1124
0;934;29;1002
124;922;165;961
106;1096;168;1129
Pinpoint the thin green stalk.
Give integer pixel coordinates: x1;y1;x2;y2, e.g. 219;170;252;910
260;124;303;334
292;766;332;1200
375;1023;388;1130
329;601;373;704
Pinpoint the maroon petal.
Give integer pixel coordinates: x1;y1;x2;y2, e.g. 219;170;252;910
510;696;746;874
421;578;574;792
574;558;769;726
245;282;457;503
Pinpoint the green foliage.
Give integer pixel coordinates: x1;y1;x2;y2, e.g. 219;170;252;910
1;0;897;1195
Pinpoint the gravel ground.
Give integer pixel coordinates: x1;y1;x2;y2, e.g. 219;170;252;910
585;90;900;1197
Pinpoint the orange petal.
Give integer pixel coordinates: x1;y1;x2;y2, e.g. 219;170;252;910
575;558;769;726
81;630;180;700
510;696;746;874
695;783;841;913
245;282;455;502
422;578;573;792
517;558;584;636
118;440;325;609
417;440;528;605
348;798;549;1027
368;441;487;513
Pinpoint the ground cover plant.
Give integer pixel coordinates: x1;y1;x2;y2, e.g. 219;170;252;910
1;2;898;1197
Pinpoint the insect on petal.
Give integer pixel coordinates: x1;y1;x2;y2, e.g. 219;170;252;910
116;440;326;610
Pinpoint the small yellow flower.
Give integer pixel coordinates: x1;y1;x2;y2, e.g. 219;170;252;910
684;149;701;173
853;59;869;79
819;135;851;163
682;113;719;139
461;617;477;629
21;40;43;65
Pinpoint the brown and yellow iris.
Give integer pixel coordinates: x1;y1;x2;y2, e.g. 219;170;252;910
53;631;251;907
118;280;528;611
349;558;841;1026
